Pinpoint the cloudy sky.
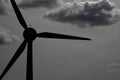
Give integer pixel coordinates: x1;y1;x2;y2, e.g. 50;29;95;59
0;0;120;80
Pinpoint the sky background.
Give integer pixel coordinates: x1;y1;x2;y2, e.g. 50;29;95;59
0;0;120;80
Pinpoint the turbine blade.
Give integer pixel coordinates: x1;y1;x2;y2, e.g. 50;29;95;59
37;32;92;40
26;41;33;80
10;0;28;29
0;40;27;80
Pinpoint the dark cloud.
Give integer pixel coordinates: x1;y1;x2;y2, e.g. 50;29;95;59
44;0;120;27
0;26;19;45
18;0;62;9
0;0;7;14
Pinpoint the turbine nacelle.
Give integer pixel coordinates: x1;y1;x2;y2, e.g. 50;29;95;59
23;28;37;41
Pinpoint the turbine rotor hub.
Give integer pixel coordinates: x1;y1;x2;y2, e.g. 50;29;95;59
23;28;37;41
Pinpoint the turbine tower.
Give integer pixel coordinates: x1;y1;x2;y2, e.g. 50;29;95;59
0;0;92;80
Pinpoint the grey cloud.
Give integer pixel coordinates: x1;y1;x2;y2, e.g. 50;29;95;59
0;27;19;45
99;62;120;72
44;0;120;27
18;0;62;9
106;63;120;72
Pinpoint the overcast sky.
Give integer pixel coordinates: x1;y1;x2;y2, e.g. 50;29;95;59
0;0;120;80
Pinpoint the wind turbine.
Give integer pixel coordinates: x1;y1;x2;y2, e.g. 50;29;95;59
0;0;92;80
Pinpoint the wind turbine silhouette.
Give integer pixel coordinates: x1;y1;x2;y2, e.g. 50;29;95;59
0;0;92;80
